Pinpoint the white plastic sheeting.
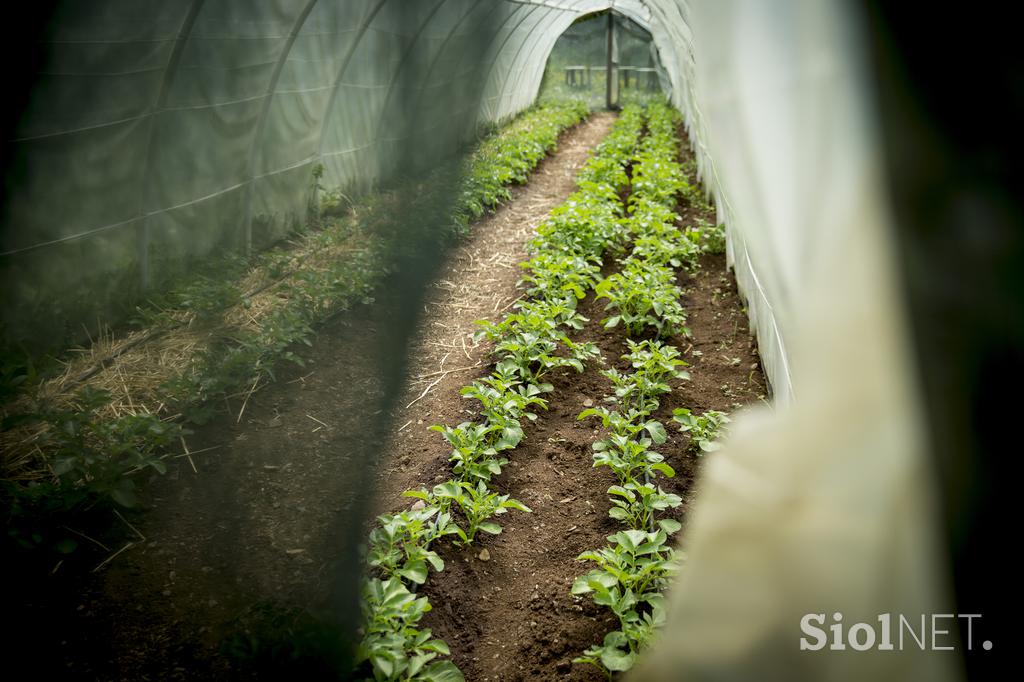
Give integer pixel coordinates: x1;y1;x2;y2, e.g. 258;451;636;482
0;0;778;389
636;1;959;679
0;1;528;337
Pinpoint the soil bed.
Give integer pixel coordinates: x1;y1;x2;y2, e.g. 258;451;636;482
373;122;767;681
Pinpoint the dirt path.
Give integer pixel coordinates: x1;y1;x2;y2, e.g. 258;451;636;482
373;111;617;503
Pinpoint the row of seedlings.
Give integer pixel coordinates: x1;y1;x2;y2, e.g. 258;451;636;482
571;102;730;678
353;106;647;681
451;100;591;235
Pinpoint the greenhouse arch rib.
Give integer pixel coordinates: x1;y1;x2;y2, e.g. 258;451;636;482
135;0;206;288
497;5;572;117
314;0;389;181
414;0;501;133
368;0;452;158
477;2;546;122
240;0;320;256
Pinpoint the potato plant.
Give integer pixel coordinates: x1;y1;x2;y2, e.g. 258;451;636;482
454;100;589;232
696;216;728;255
573;529;679;606
585;103;645;169
672;407;731;453
367;506;459;585
533;182;628;259
594;260;689;338
623;196;678;236
43;387;179;508
572;529;679;676
627;224;701;272
607;482;683;532
598;339;690;416
415;480;531;546
430;421;513;483
576;155;629;192
518;251;601;301
356;577;464;682
460;370;548;428
475;298;599;388
629;150;689;209
573;102;703;678
591;433;676;485
579;405;667;444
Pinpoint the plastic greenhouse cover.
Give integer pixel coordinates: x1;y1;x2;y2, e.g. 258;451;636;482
0;1;961;680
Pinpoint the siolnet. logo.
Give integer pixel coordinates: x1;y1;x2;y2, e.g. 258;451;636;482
799;613;992;652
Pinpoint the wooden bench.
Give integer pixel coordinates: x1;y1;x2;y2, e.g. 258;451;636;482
564;65;588;87
619;66;659;90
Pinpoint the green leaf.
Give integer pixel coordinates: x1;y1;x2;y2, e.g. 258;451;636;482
591;571;618;590
658;518;682;534
372;654;395;678
592;586;617;607
607;485;634;500
426;553;445;572
650;462;676;478
423;639;451;655
399;560;428;585
433;481;464;498
501;499;531;513
571;576;594;595
644;420;668;444
110;485;138;508
619;529;647;550
408;653;433;678
478;521;502;535
54;537;79;554
421;660;465;682
600;645;636;672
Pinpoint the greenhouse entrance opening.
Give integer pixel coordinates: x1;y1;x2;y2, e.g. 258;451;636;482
539;11;664;109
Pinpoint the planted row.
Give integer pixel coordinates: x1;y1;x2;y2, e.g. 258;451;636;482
454;100;589;233
572;340;688;677
572;102;730;678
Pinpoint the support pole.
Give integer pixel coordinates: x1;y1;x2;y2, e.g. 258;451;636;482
605;12;614;110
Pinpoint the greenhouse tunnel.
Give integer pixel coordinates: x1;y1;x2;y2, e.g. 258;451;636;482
1;1;1016;680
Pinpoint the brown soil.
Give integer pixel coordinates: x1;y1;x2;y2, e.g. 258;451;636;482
11;113;766;681
371;127;767;681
